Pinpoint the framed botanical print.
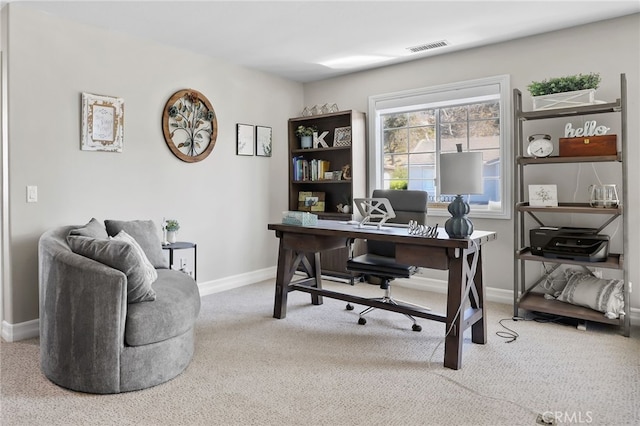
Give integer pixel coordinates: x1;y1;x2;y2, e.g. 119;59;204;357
236;123;254;156
528;184;558;207
256;125;272;157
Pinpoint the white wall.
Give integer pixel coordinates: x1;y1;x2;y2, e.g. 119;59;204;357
3;5;638;329
302;15;640;310
3;4;301;324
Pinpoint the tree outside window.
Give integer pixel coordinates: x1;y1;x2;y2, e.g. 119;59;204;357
381;100;501;209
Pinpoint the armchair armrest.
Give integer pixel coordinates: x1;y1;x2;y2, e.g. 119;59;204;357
39;248;127;393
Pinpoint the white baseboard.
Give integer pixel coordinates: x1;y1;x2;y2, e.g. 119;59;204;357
1;318;39;342
3;267;637;342
197;266;277;298
396;275;514;305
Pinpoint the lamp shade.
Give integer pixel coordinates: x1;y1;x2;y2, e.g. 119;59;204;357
440;151;484;195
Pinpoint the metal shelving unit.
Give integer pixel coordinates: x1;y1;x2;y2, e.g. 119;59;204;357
513;74;630;336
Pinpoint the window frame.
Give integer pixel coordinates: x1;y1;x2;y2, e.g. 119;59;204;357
367;75;512;219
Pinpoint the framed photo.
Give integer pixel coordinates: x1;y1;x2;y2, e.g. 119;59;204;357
528;184;558;207
298;191;325;212
81;92;124;152
333;126;352;147
236;123;254;156
255;125;272;157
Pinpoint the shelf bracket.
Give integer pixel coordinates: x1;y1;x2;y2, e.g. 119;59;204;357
595;213;621;233
522;263;561;296
526;211;545;227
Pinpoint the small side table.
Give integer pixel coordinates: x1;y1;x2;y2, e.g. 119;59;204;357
162;241;197;281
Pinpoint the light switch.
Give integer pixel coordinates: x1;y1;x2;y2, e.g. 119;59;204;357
27;185;38;203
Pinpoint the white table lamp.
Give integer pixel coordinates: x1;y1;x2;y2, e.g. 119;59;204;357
440;145;483;239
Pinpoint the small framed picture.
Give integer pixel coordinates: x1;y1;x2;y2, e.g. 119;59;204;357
298;191;325;212
81;92;124;152
528;184;558;207
255;125;272;157
236;123;254;156
333;126;352;147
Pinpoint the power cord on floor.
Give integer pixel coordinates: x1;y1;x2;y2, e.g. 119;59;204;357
496;317;524;343
425;369;541;421
418;241;549;420
495;313;568;343
425;313;554;422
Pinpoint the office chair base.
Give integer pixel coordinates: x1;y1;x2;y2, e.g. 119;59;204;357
356;315;422;331
346;296;422;332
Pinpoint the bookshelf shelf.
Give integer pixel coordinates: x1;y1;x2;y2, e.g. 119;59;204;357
288;110;366;281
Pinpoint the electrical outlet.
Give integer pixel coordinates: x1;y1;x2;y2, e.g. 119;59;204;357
27;185;38;203
180;258;187;269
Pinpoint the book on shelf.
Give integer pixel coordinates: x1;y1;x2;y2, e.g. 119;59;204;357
292;156;331;181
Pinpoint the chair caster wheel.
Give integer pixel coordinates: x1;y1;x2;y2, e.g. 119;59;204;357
346;303;354;311
412;324;422;332
358;317;367;325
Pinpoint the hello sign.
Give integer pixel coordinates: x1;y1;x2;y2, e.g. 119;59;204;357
565;120;610;138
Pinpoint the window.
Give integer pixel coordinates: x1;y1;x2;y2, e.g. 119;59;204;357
367;75;511;219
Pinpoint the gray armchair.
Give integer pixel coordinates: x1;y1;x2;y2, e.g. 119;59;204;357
346;189;429;331
38;221;201;394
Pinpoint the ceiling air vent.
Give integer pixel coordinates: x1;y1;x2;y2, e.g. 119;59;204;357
406;40;449;53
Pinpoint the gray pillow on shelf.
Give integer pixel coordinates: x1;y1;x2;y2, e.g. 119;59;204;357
104;219;168;269
66;235;156;303
556;271;625;319
68;217;109;239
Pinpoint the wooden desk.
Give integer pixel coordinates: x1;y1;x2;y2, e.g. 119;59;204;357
268;220;497;370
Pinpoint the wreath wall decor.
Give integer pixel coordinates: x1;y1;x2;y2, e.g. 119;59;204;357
162;89;218;162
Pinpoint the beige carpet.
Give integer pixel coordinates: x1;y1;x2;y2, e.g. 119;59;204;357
2;279;639;426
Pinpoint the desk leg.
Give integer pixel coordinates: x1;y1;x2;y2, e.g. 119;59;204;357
444;253;465;370
273;239;294;319
470;249;487;344
310;252;323;306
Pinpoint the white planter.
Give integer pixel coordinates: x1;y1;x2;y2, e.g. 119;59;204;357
300;135;313;149
532;89;596;110
167;231;177;243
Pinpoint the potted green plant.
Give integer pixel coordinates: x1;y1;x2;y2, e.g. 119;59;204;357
165;219;180;243
527;72;601;110
295;125;316;149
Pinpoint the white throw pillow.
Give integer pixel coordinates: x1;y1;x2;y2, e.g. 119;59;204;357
557;271;625;319
112;230;158;284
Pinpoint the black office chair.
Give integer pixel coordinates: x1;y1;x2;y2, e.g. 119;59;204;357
346;189;429;332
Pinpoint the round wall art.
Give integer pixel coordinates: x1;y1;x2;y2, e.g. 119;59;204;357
162;89;218;162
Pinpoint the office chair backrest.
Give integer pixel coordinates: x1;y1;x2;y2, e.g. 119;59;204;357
368;189;428;258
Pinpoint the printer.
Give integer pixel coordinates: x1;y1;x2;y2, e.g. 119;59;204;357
529;226;609;262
